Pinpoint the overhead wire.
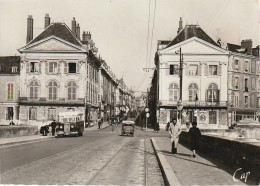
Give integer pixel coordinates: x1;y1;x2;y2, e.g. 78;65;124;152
145;0;152;70
148;0;157;69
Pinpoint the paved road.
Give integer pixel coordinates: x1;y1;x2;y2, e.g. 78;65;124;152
0;124;165;185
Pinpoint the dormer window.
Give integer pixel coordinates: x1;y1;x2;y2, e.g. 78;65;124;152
12;66;18;73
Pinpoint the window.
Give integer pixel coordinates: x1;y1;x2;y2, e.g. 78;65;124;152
209;111;217;124
29;107;37;120
12;66;18;73
48;108;56;120
169;83;178;101
7;83;14;100
68;81;77;100
169;65;178;75
259;80;260;90
68;63;76;73
258;98;260;108
245;78;248;91
251;78;256;90
6;107;14;120
207;83;219;102
245;96;249;104
48;81;58;100
245;61;249;72
30;62;40;73
188;83;198;101
234;60;239;70
49;62;57;74
234;77;239;89
29;81;39;100
209;65;218;75
233;94;239;108
188;65;198;75
251;61;256;73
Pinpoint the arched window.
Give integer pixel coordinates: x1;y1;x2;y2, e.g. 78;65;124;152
29;81;39;99
169;83;178;102
48;81;58;100
207;83;219;102
188;83;198;101
68;81;77;100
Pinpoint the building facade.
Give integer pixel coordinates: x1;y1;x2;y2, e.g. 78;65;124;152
227;40;260;124
155;24;229;129
0;56;20;125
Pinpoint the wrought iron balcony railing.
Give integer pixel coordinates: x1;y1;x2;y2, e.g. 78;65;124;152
19;97;85;106
158;100;228;107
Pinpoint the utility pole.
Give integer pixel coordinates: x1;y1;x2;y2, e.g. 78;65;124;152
176;47;184;123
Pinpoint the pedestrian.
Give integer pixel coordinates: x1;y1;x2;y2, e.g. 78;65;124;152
168;118;182;154
188;121;201;158
154;122;159;133
50;120;57;136
166;122;170;131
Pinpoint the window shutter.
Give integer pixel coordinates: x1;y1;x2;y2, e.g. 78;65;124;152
64;63;68;73
38;63;41;73
205;65;208;76
198;65;201;75
217;65;222;75
185;64;189;76
76;63;80;73
232;60;235;70
248;78;251;90
165;64;169;75
26;63;30;73
45;63;49;74
57;62;61;73
216;90;220;102
206;90;209;101
243;61;246;72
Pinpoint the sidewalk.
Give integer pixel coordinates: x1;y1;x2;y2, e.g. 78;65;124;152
0;122;112;146
152;137;246;185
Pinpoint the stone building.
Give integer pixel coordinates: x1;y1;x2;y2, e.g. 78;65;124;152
0;56;20;125
155;23;229;129
227;40;260;123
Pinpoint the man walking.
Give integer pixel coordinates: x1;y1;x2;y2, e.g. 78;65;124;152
51;120;57;136
169;118;182;154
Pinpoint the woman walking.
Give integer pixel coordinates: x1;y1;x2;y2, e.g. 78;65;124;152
188;121;201;158
169;118;182;154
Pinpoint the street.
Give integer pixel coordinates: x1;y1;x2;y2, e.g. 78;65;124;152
0;124;165;185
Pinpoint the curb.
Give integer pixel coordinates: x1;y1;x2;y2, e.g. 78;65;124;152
150;137;181;186
0;136;55;147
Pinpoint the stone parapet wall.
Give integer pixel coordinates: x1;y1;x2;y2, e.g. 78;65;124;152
179;131;260;184
0;125;38;138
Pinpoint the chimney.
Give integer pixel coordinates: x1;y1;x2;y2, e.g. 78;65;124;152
241;39;252;54
184;25;188;40
71;17;77;37
86;31;91;41
26;15;33;44
76;23;80;39
82;31;86;41
44;13;51;29
177;17;183;34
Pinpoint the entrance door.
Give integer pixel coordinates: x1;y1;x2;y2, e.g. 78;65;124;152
6;107;14;120
209;111;217;124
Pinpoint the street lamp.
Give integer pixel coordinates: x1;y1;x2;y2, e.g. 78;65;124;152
195;93;199;122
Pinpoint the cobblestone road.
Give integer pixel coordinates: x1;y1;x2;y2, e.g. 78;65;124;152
0;124;166;185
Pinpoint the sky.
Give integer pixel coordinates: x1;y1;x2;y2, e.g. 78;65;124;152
0;0;259;95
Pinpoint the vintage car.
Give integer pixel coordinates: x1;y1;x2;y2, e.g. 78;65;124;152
56;111;84;137
121;120;135;137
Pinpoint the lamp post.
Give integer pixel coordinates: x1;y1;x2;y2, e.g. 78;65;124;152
195;93;199;122
175;47;184;124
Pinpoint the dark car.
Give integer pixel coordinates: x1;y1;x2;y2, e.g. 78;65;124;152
121;121;135;137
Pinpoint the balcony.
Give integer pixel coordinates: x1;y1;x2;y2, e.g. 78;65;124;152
19;97;85;107
158;100;227;109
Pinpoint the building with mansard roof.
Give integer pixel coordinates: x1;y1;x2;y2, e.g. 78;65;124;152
16;14;134;127
155;18;229;129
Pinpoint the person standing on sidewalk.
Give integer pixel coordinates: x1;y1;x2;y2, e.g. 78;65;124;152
188;121;201;158
50;120;57;136
169;118;182;154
